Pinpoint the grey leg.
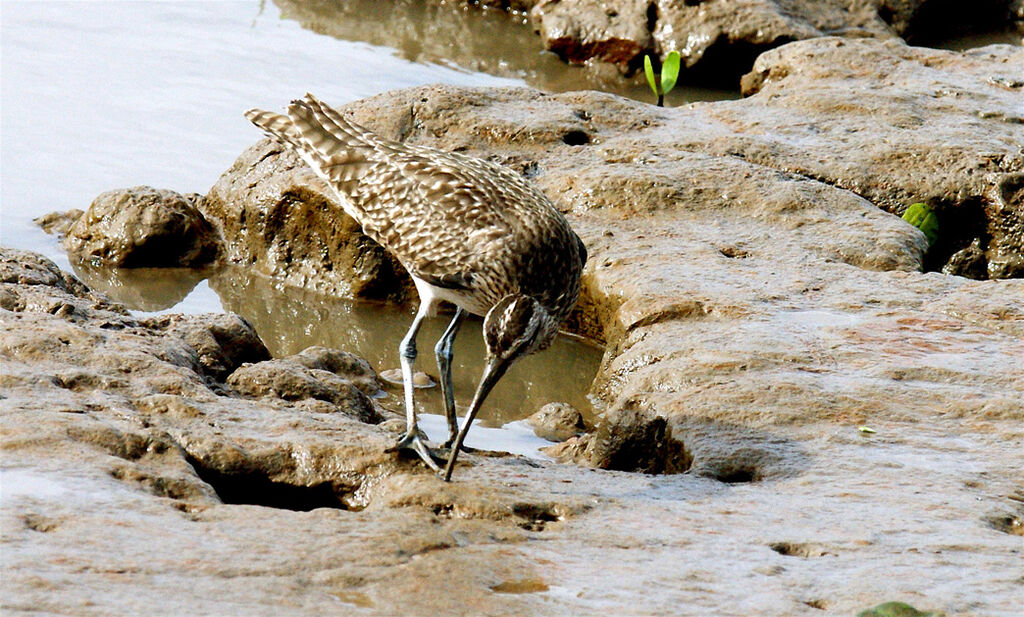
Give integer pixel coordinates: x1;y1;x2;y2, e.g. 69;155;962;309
434;308;466;446
385;302;442;471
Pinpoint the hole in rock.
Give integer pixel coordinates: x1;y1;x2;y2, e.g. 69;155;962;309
186;454;357;511
561;130;591;146
985;513;1024;536
512;503;562;531
769;541;831;558
714;468;757;484
904;0;1013;45
691;37;795;89
921;198;990;277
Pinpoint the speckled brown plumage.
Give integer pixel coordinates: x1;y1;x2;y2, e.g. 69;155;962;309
245;96;585;325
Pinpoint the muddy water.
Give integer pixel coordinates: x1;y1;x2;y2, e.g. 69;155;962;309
209;267;603;428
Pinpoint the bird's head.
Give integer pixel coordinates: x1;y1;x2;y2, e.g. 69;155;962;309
464;295;554;414
442;294;557;481
483;294;554;369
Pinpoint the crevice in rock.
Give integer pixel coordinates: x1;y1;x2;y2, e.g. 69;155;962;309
687;36;795;89
22;514;61;533
184;453;361;512
985;512;1024;536
902;0;1014;45
925;197;992;278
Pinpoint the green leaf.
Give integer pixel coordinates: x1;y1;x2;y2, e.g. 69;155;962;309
660;51;681;95
858;426;876;434
901;202;939;247
644;55;658;98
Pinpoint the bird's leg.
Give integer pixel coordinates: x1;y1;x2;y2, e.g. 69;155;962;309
385;302;442;471
434;308;466;448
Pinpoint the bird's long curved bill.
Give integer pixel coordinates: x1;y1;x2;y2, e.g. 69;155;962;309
442;357;510;481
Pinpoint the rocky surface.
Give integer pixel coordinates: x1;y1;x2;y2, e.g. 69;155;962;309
61;186;219;268
273;0;1022;95
484;0;1020;81
7;38;1024;616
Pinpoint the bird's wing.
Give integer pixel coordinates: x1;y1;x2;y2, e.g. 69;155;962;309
350;148;542;293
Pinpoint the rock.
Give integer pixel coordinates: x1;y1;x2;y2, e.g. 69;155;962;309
226;358;382;424
531;0;653;68
63;186;219;267
144;313;271;382
34;209;84;237
379;368;436;389
1;249;609;614
583;405;692;473
289;345;383;396
737;39;1024;278
527;0;1016;81
200;141;410;302
526;402;588;441
6;39;1024;616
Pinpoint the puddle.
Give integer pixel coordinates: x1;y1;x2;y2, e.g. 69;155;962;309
70;262;217;313
78;263;603;431
208;267;603;428
490;578;550;594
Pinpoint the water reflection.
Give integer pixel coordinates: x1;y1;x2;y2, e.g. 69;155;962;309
70;261;210;312
272;0;738;104
210;265;601;427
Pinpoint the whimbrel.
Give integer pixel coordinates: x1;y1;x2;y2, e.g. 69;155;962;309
246;94;586;481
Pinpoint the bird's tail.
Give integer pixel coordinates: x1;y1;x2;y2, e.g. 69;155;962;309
245;93;386;198
244;108;304;152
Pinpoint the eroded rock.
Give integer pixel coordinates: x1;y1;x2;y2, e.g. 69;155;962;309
145;313;271;382
527;401;588;441
583;404;692;473
531;0;653;68
63;186;219;267
227;358;382;423
289;345;383;396
527;0;1018;81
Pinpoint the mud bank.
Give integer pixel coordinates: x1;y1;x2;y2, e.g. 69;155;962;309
7;37;1024;616
3;245;1022;615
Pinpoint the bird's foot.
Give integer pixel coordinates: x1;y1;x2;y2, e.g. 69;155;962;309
442;435;477;454
386;431;444;472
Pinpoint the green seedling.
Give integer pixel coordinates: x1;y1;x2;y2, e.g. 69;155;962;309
644;51;681;107
902;202;939;247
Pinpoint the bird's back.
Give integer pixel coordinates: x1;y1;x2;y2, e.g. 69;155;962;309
246;95;585;319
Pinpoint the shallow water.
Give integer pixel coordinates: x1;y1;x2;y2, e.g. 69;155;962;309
208;266;603;428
